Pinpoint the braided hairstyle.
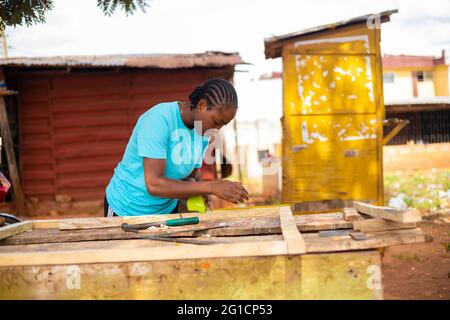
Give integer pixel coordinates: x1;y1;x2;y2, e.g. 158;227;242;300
188;78;238;110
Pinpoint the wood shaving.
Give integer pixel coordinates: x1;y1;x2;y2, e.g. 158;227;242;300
146;224;169;232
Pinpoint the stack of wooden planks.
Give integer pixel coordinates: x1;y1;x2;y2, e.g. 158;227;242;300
0;204;429;264
0;204;431;299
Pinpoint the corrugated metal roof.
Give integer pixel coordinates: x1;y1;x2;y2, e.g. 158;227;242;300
264;9;398;59
0;51;245;69
382;52;446;69
385;97;450;106
15;67;233;202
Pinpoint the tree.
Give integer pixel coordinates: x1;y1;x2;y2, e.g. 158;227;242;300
0;0;150;30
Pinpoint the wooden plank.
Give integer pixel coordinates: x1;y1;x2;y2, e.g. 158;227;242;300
296;212;355;231
0;235;284;253
0;227;430;267
0;251;382;299
280;206;306;254
42;206;352;232
0;250;382;299
2;214;353;245
51;206;283;230
305;228;431;253
353;218;417;233
343;207;361;221
0;221;33;240
0;97;26;215
0;240;288;267
353;201;421;223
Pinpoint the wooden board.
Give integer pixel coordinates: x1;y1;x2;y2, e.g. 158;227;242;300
55;206;282;230
0;206;430;268
0;250;382;299
0;213;355;245
343;207;360;221
304;228;431;253
353;202;421;223
353;218;417;233
0;97;26;215
280;206;306;254
0;227;431;267
0;221;33;240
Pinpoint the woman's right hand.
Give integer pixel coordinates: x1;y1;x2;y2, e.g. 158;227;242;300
210;180;249;204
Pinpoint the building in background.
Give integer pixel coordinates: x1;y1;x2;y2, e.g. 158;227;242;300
382;51;450;147
382;50;449;100
0;52;243;216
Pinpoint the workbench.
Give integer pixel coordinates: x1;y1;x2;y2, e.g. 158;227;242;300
0;205;430;299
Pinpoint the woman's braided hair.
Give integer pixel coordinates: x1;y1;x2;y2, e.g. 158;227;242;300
188;78;238;110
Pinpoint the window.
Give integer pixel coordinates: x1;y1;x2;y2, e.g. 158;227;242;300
417;71;432;82
417;71;424;82
383;72;395;83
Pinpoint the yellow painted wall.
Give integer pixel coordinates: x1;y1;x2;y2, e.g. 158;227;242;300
383;64;449;98
281;24;384;208
434;64;449;96
383;70;414;100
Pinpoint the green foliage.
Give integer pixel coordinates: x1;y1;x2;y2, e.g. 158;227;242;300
0;0;54;30
0;0;150;30
97;0;149;16
384;169;450;211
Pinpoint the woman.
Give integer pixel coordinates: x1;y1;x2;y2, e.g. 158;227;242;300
104;78;248;217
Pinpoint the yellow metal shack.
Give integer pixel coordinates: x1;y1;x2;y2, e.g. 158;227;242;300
264;10;398;212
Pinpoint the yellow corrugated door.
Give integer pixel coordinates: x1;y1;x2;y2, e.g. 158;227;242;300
282;26;384;208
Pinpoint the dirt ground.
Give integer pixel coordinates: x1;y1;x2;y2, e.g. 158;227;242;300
382;221;450;299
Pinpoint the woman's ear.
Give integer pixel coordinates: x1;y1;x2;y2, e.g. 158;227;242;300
196;99;208;112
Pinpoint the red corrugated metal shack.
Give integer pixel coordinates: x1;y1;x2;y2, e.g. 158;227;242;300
0;52;243;216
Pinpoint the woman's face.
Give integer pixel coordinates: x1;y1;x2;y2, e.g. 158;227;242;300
194;99;237;135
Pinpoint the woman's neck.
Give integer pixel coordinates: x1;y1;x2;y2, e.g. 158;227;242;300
178;101;195;129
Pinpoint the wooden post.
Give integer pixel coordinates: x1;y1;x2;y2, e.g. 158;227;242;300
232;118;242;183
0;27;7;58
0;93;26;215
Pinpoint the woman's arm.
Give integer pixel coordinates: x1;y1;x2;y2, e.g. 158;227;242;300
143;158;248;204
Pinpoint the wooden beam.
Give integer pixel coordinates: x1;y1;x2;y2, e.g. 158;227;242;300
3;214;355;245
280;206;306;254
305;228;431;253
0;97;26;215
0;251;383;300
0;221;33;240
0;240;288;267
54;206;282;230
0;227;430;267
383;118;409;145
353;218;417;233
343;208;361;221
353;202;421;223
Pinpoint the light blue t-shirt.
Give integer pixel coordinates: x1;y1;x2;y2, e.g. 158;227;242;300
106;101;209;216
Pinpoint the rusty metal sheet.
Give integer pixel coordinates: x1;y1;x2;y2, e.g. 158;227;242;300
14;68;232;201
0;52;244;69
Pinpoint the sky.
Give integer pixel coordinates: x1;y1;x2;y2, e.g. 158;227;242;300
3;0;450;122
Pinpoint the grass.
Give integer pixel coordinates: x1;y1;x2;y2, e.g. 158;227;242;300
384;169;450;212
445;243;450;253
393;253;422;262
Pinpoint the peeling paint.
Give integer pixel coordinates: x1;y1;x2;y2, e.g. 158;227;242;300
292;34;375;114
